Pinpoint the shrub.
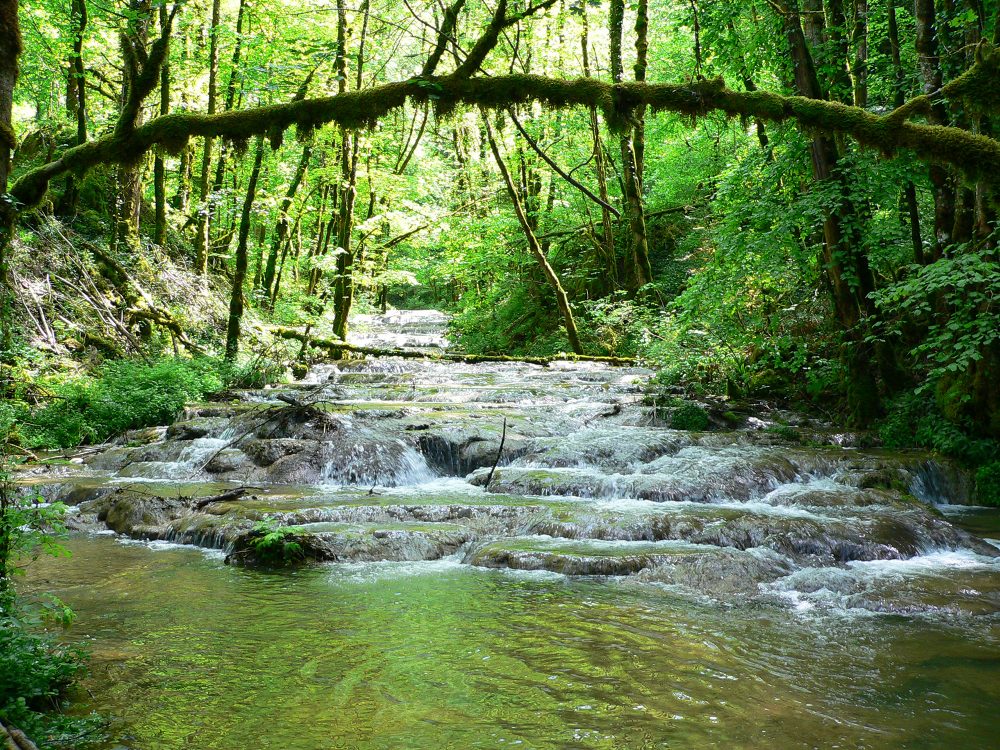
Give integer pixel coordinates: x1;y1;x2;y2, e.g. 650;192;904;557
0;614;97;745
670;401;710;431
248;521;306;566
21;358;228;450
879;393;999;466
0;468;101;747
975;463;1000;507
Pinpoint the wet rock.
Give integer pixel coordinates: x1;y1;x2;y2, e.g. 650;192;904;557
228;522;474;566
101;490;190;534
242;438;312;467
465;537;717;576
205;449;245;474
634;548;795;597
166;417;228;440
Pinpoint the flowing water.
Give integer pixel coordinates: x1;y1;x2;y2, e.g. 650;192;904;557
17;310;1000;749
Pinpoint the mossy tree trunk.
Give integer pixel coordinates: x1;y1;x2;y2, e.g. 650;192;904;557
580;1;617;285
153;3;169;246
113;0;152;254
261;143;311;303
194;0;222;275
610;0;653;291
782;0;882;425
60;0;88;215
225;136;264;361
914;0;957;258
887;0;923;264
331;0;369;343
0;0;20;357
485;115;584;355
208;0;248;262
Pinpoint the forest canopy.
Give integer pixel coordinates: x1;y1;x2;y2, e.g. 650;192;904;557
1;0;999;449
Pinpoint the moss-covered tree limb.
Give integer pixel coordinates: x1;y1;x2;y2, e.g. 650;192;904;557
11;43;1000;211
272;327;637;366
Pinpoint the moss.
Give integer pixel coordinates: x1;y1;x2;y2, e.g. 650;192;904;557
0;121;15;150
11;59;1000;212
670;401;710;431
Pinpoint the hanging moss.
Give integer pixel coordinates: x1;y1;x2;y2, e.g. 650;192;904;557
11;53;1000;212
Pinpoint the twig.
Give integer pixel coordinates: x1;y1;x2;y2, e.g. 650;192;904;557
484;416;507;490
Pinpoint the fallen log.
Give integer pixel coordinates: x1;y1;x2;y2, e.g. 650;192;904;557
270;326;638;367
1;723;40;750
193;487;250;510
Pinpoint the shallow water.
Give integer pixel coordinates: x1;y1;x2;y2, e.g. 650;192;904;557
24;534;1000;750
18;310;1000;749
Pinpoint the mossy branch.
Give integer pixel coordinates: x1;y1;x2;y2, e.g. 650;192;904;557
272;326;637;366
11;44;1000;209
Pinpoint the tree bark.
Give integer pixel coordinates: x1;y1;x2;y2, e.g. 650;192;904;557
194;0;222;275
0;0;21;356
261;143;311;301
208;0;248;260
153;3;170;245
113;0;153;252
484;116;583;354
782;0;881;423
331;0;368;343
888;0;923;263
225;137;264;360
915;0;956;256
610;0;653;289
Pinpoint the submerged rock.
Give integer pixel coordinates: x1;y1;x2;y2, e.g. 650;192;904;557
16;316;1000;619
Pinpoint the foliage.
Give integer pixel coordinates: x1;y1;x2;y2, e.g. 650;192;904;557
669;401;710;431
247;520;305;566
12;356;283;450
0;463;99;748
15;358;222;449
871;245;1000;393
878;393;1000;467
0;612;100;748
975;462;1000;507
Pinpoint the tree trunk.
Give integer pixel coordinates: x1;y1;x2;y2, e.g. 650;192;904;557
261;144;311;301
194;0;222;275
914;0;956;256
580;1;616;280
887;0;923;263
0;0;21;356
484;116;584;355
208;0;248;261
782;0;881;424
113;0;152;252
331;0;369;343
153;3;169;245
610;0;653;289
225;137;264;361
851;0;868;107
60;0;88;214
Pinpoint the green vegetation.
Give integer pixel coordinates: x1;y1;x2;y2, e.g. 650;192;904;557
1;463;99;747
0;0;995;457
669;402;710;432
246;520;305;567
3;357;279;451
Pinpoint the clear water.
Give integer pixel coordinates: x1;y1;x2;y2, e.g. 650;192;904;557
24;534;1000;750
19;310;1000;749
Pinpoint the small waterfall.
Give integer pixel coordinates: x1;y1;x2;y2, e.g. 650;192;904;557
37;307;997;618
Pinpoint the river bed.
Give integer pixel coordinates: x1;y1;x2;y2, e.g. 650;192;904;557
18;310;1000;749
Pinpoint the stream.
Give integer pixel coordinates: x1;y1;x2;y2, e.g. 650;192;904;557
18;310;1000;749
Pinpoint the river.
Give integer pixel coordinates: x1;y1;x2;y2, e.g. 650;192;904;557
20;310;1000;749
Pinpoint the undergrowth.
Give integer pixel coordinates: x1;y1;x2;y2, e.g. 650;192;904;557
2;355;284;451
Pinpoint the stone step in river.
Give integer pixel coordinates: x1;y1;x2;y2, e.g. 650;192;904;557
16;310;1000;749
